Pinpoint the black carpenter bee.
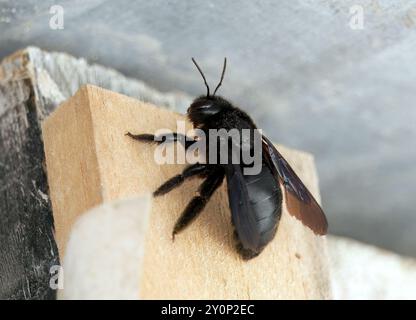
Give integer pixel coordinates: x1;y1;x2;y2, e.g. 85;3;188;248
126;58;328;260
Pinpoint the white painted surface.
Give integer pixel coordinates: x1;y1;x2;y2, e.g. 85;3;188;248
59;195;151;300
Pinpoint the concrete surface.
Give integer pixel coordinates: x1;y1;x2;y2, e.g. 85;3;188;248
0;1;415;257
329;235;416;300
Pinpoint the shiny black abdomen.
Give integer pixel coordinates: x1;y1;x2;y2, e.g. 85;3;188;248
226;161;283;259
245;163;282;248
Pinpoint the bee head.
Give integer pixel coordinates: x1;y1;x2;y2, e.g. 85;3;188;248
188;57;228;127
187;95;232;127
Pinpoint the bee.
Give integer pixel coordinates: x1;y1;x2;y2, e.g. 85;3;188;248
126;58;328;259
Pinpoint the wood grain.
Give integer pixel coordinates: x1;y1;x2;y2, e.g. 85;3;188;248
0;50;58;300
42;84;331;299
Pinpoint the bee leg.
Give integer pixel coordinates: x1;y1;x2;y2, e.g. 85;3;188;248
172;168;225;240
153;163;208;197
125;132;196;150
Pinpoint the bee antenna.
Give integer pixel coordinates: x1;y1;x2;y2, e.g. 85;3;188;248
213;57;227;96
191;57;210;97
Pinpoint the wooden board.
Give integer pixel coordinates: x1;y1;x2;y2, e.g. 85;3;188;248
42;84;331;299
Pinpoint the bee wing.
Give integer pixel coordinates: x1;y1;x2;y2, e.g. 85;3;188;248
262;135;328;235
226;164;262;252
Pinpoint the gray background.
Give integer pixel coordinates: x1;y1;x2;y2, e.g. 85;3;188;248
1;0;415;257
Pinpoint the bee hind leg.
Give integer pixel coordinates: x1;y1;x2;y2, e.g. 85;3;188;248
172;167;225;240
154;163;207;197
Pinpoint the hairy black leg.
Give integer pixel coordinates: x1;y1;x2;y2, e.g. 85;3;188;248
126;132;196;149
154;163;207;197
172;168;225;240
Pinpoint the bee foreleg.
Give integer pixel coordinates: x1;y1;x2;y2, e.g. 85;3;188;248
125;132;196;149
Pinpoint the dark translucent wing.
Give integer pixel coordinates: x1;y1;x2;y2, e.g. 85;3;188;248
262;136;328;235
226;164;261;252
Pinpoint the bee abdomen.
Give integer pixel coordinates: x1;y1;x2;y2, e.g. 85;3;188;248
248;165;282;243
233;163;282;259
